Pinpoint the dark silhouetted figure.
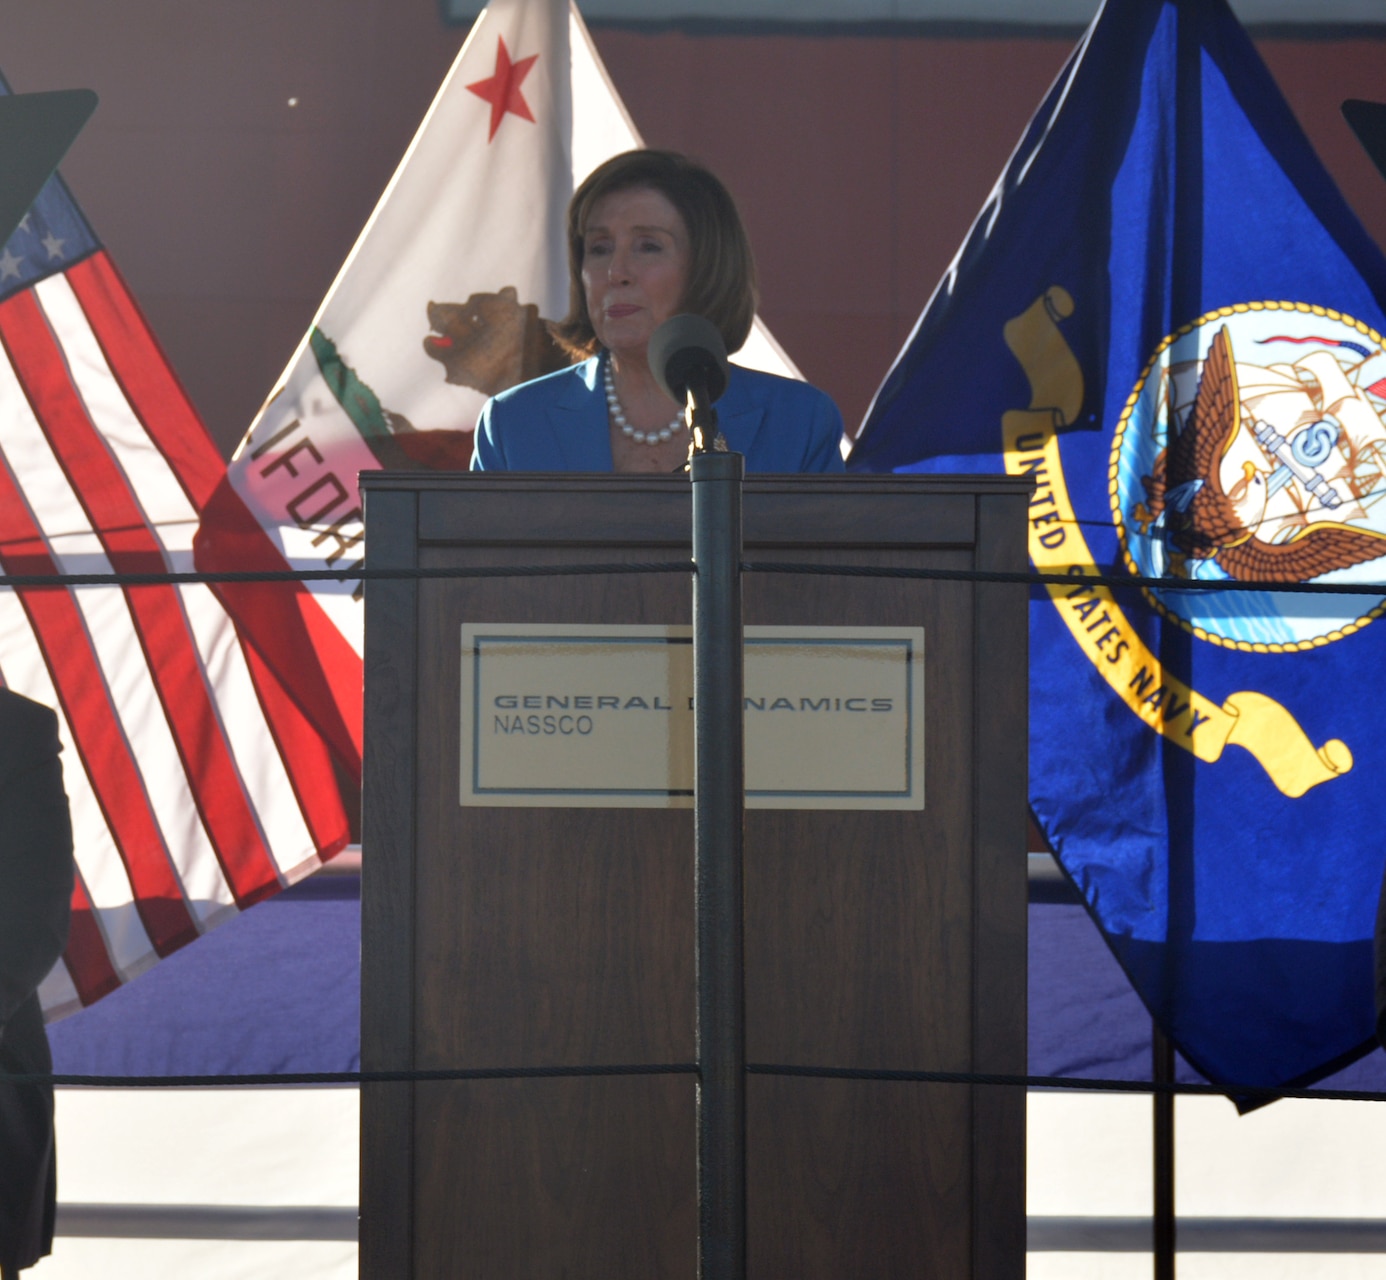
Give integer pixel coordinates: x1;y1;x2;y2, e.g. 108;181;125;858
0;690;73;1278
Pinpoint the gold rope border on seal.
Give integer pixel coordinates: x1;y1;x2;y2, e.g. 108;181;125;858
1108;299;1386;652
1002;288;1351;799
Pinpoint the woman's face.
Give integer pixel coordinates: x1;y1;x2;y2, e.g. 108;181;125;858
581;186;691;364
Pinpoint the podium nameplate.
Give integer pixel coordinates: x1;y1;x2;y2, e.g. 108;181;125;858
459;623;924;809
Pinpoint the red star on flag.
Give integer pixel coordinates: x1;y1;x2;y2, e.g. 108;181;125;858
467;36;540;142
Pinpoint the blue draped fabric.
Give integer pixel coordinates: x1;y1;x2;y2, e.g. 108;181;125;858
851;0;1386;1091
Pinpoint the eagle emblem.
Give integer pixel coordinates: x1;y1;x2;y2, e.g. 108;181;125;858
1134;325;1386;582
1113;303;1386;649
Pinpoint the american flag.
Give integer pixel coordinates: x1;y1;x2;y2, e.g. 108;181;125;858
0;79;351;1019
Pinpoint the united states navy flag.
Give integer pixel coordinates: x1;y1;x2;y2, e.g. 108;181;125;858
851;0;1386;1092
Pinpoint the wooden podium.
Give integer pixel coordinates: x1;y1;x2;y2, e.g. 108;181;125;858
359;472;1029;1279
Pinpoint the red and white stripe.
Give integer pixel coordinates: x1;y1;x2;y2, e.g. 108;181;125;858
0;252;349;1019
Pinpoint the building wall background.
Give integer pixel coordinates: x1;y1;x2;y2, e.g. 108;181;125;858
6;3;1385;451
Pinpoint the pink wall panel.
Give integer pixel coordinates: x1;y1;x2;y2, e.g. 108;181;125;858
5;0;460;455
4;6;1384;451
1260;40;1386;275
595;30;1386;434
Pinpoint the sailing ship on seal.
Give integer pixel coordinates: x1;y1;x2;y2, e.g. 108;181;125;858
1132;323;1386;583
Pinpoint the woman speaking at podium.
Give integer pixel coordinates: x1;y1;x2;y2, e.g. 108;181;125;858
470;149;845;474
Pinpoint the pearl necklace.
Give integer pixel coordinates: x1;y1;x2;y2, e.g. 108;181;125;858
604;357;684;445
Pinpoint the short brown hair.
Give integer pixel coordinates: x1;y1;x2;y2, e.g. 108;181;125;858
554;150;758;357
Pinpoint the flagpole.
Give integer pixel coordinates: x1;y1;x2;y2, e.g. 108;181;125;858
1153;1022;1176;1278
1153;6;1196;1272
691;450;747;1280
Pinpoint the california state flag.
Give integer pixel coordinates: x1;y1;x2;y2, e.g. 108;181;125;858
193;0;800;776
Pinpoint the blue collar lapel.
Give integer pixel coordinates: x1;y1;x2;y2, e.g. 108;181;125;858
712;365;764;459
547;358;614;471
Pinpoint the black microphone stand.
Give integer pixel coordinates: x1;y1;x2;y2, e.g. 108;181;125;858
684;365;746;1280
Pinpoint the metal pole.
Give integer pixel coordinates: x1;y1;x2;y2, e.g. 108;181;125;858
1153;1021;1176;1279
691;450;746;1280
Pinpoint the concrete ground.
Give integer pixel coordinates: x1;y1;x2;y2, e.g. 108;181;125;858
25;1085;1386;1277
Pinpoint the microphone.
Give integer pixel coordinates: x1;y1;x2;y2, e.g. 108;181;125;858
650;314;729;405
649;315;729;455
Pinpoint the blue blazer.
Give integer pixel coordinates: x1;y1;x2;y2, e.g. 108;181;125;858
471;357;846;473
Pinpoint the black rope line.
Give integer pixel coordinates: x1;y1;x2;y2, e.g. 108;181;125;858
4;560;1386;596
0;562;693;589
745;1063;1386;1104
19;1062;699;1088
742;561;1386;597
9;1061;1384;1103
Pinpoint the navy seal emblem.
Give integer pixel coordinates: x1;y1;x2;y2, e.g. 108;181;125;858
1113;302;1386;650
1002;291;1360;798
